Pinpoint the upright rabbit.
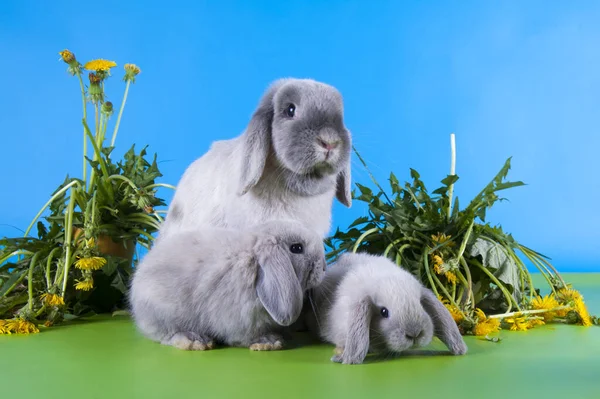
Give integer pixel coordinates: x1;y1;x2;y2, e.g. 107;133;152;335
129;220;326;351
158;78;352;241
306;253;467;364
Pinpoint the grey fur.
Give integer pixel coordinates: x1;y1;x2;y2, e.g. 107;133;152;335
129;220;326;350
307;253;467;364
158;78;352;241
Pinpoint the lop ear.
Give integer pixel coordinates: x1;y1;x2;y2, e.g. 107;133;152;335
420;288;468;355
254;237;304;326
332;297;371;365
238;80;287;196
335;159;352;207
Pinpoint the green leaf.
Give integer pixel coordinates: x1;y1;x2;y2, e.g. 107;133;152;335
0;269;27;297
469;238;521;301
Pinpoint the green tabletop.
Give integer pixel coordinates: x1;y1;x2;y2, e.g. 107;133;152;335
2;273;599;399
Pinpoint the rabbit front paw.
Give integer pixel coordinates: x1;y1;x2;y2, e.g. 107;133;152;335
249;333;284;351
163;332;215;351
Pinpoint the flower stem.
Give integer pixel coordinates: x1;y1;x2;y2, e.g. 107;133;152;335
27;252;41;311
23;180;80;237
447;133;456;220
45;247;61;290
352;227;379;253
111;80;131;147
61;189;77;296
77;74;88;185
488;306;569;319
145;183;177;190
472;259;520;312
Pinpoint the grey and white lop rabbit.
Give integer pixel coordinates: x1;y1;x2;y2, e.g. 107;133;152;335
129;220;326;351
158;78;352;241
306;253;468;364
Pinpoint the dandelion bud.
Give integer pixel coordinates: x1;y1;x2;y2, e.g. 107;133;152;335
123;63;141;83
59;49;82;76
101;101;114;116
88;73;104;104
59;49;76;64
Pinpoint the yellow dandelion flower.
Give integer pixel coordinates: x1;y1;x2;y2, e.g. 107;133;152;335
86;237;96;248
574;297;593;327
40;293;65;307
444;303;464;323
446;271;458;285
84;59;117;72
556;288;582;303
124;63;141;75
431;233;455;246
527;318;545;328
531;295;560;321
75;279;94;291
431;254;444;274
504;314;530;331
17;320;39;334
0;319;39;334
59;49;76;64
0;320;10;334
473;309;501;336
75;256;106;271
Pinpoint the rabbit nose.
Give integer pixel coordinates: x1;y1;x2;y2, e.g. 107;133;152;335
405;330;423;341
317;138;339;151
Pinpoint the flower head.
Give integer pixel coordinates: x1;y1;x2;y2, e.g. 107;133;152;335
124;63;141;83
446;271;458;285
431;254;444;274
41;293;65;307
84;59;117;72
531;295;560;321
473;309;501;336
431;233;455;247
101;101;114;116
59;49;76;64
0;319;39;335
75;256;106;271
503;314;531;331
75;279;94;291
573;296;593;326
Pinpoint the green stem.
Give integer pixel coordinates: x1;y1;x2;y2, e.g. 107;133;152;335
519;249;557;296
459;257;474;308
352;227;379;253
457;219;474;259
520;245;566;288
45;247;61;290
61;189;77;296
1;270;28;298
431;271;466;318
145;183;177;191
24;180;80;237
84;119;110;189
488;306;570;319
130;228;155;243
0;250;32;266
111;80;131;147
423;251;439;297
471;259;520;312
77;74;88;185
27;252;41;311
108;175;139;191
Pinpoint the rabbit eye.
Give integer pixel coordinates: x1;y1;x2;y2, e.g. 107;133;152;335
285;104;296;118
380;307;389;318
290;243;303;254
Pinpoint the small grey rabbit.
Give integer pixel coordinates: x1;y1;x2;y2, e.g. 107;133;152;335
129;220;326;351
158;78;352;241
306;253;467;364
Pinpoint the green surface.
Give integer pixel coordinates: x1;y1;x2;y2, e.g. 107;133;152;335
2;274;600;399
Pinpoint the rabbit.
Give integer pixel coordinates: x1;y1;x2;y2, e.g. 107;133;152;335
129;220;327;351
305;252;468;364
157;78;352;242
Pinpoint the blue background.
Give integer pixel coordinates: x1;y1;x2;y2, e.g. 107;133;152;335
1;1;598;272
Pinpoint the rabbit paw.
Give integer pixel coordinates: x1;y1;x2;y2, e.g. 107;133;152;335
163;332;215;351
249;333;284;351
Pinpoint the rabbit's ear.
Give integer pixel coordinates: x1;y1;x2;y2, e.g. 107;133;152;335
238;81;285;196
254;237;303;326
335;297;371;364
420;288;468;355
335;158;352;207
